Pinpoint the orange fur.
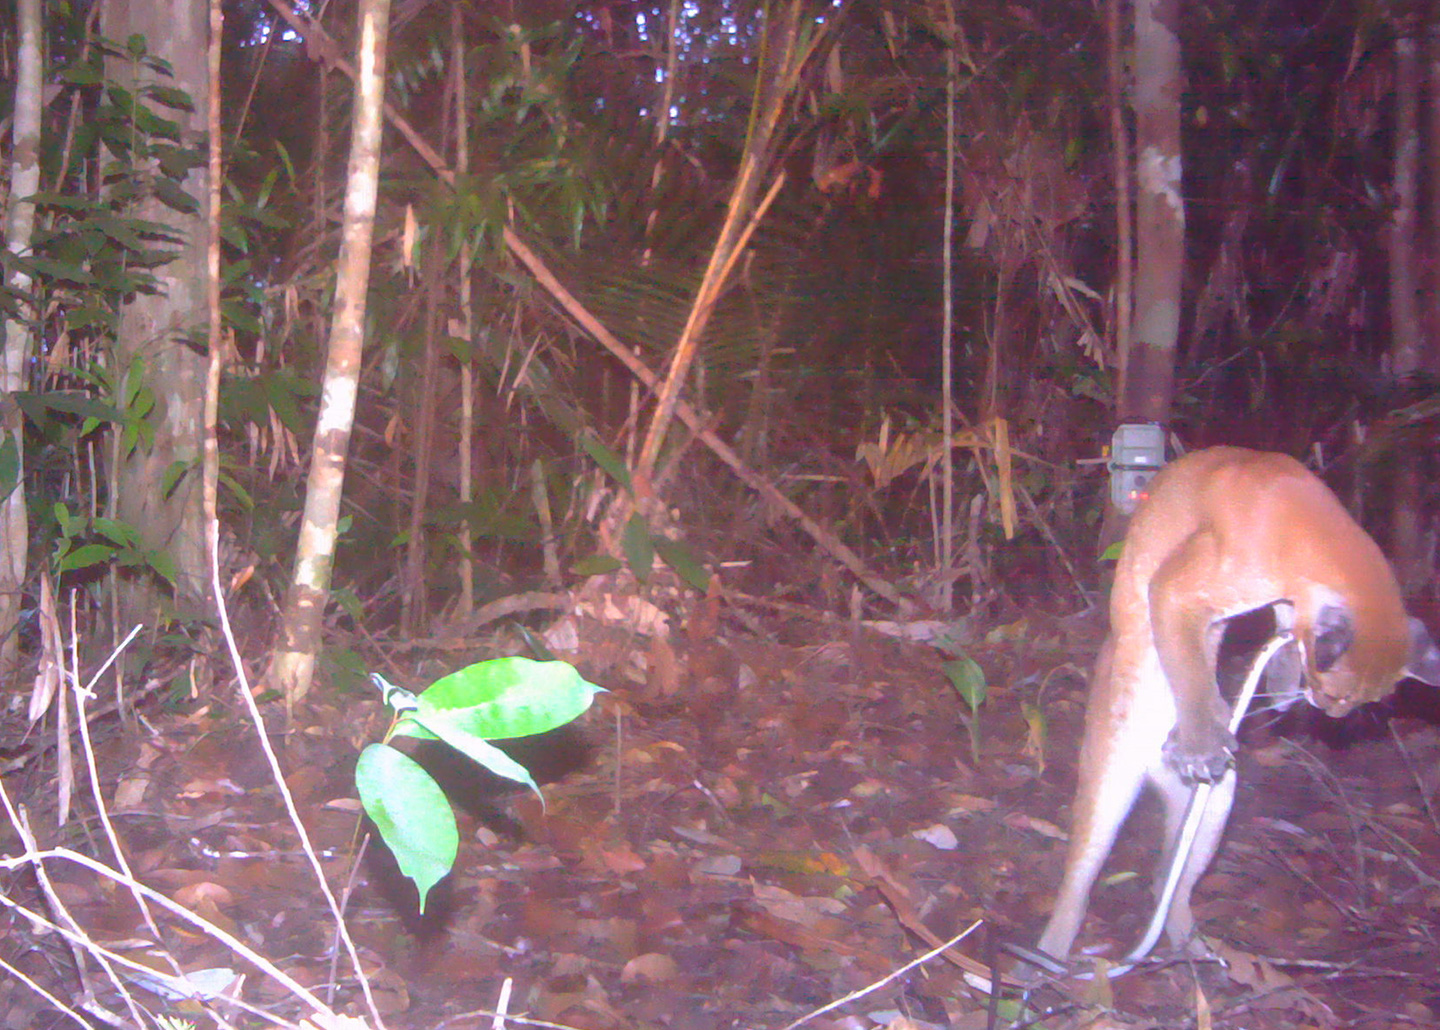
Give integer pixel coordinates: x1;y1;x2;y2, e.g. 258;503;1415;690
1036;447;1440;962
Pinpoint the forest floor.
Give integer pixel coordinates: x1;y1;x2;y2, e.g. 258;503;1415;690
2;599;1439;1030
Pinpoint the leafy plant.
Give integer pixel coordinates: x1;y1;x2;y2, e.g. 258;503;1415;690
358;658;605;911
941;654;988;764
51;503;177;590
575;433;711;590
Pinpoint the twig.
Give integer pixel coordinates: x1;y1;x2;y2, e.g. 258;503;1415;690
780;921;983;1030
71;622;228;1025
1015;478;1088;600
0;846;329;1017
0;797;146;1028
491;977;513;1030
325;831;369;1007
208;517;385;1029
0;879;299;1027
0;950;100;1029
1389;721;1440;835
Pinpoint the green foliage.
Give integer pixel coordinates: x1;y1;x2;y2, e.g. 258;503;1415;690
50;503;177;590
578;511;710;592
13;352;194;600
322;647;373;695
427;491;537;543
10;387;123;435
220;369;318;438
571;554;622;577
2;33;292;622
358;659;604;912
0;436;20;505
942;655;988;765
578;433;632;494
651;536;710;592
355;744;458;912
621;514;655;582
6;38;205;333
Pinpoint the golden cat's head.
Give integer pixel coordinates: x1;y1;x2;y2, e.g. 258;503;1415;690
1298;600;1440;715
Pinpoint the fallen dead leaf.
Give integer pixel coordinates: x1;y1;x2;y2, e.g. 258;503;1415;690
944;793;997;816
752;882;846;926
620;952;678;983
582;839;647;875
912;823;959;850
753;850;851;877
1002;811;1066;839
113;776;149;808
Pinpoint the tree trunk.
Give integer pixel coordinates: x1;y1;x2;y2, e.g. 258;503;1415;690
102;0;212;624
401;248;443;636
1107;0;1133;390
1390;35;1421;373
1391;32;1426;594
1119;0;1184;423
1429;20;1440;365
268;0;391;706
0;0;43;676
1099;0;1183;557
452;7;476;617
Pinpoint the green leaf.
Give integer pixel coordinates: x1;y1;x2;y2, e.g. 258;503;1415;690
66;304;117;331
59;62;104;86
942;656;988;714
220;221;249;251
355;744;457;913
145;84;194;112
13;390;122;424
0;436;19;503
218;470;254;510
516;625;556;661
578;432;632;494
59;542;115;572
26;257;98;286
392;657;604;743
143;548;178;588
92;517;140;548
52;503;80;538
400;706;541;799
273;139;297;181
324;648;372;694
161;458;194;499
1100;540;1125;562
652;536;710;592
333;586;364;623
621;514;654;582
571;553;622;577
29;191;96;210
124;382;155;421
153;176;199;215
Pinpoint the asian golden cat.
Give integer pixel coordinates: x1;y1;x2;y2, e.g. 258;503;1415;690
1034;446;1440;966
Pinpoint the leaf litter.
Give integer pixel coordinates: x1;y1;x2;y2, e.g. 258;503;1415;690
1;608;1437;1029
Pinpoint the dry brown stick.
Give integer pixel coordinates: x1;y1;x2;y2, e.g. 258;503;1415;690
265;0;910;614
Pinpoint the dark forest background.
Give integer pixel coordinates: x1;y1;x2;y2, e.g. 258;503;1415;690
2;0;1439;692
